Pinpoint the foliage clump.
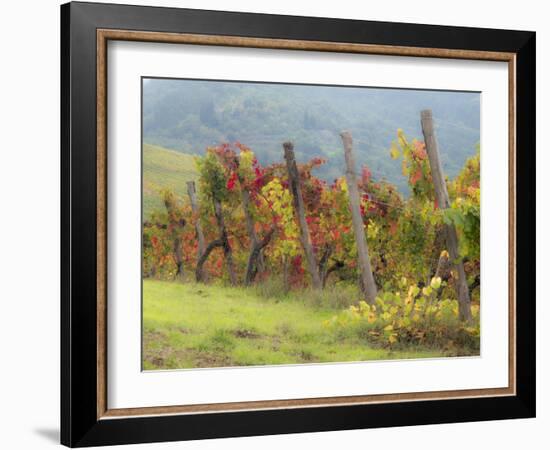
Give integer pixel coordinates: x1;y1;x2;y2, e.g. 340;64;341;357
324;276;479;354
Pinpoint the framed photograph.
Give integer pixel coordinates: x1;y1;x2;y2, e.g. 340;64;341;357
61;1;535;447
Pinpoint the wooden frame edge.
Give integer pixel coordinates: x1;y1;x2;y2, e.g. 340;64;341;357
98;29;515;61
100;387;515;419
508;55;517;395
96;28;517;420
97;29;108;419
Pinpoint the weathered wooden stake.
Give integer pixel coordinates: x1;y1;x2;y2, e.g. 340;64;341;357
340;131;378;304
283;142;322;290
421;109;472;321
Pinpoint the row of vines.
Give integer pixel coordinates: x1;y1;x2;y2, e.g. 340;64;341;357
143;114;481;352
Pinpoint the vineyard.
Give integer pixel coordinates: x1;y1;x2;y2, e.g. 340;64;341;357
142;110;481;369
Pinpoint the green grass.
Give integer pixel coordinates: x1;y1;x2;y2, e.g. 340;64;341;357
142;280;445;370
143;143;198;218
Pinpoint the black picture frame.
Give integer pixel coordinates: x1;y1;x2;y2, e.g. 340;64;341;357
61;1;535;447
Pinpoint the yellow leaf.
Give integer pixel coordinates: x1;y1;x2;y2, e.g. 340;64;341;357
408;285;420;298
390;143;400;159
340;178;348;193
430;276;442;290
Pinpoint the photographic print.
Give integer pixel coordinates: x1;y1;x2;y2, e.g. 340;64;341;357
141;78;481;371
62;6;534;444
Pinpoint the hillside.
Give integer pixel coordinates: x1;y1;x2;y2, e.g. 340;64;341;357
143;78;480;193
143;143;198;218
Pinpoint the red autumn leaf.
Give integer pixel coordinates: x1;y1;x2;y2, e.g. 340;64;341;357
226;171;238;190
292;255;302;268
311;157;326;167
413;141;428;160
410;168;423;185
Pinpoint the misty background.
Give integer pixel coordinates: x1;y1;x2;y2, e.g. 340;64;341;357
142;78;480;193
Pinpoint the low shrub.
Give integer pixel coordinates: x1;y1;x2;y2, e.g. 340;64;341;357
324;277;480;354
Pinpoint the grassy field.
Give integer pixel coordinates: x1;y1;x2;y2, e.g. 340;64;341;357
142;279;445;370
143;143;198;218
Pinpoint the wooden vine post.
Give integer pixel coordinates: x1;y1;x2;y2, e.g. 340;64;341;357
340;131;378;304
283;142;322;290
420;109;472;322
